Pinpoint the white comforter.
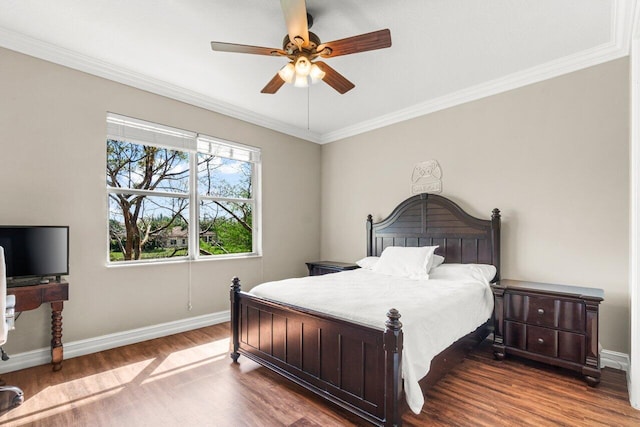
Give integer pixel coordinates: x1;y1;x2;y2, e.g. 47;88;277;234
249;268;494;414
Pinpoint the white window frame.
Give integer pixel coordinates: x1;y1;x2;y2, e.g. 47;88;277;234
106;113;261;264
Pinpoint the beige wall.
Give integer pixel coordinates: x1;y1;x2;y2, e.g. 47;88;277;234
0;47;321;354
0;45;631;357
321;58;630;353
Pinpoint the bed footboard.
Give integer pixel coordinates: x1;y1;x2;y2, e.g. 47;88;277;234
230;277;404;427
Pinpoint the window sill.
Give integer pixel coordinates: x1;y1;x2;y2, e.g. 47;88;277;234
106;253;262;268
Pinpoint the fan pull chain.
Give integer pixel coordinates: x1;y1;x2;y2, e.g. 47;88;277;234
307;85;310;130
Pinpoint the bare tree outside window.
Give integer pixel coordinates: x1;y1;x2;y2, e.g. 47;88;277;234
107;137;256;262
197;154;253;255
107;140;190;261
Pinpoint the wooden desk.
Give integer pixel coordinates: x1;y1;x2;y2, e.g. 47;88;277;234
7;281;69;371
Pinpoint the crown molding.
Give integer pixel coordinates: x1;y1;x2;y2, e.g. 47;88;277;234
616;0;637;51
319;42;626;143
0;0;634;145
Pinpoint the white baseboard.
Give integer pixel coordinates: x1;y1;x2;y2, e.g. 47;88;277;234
0;310;230;374
601;349;630;372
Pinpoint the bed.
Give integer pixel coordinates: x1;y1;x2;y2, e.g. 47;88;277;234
229;193;501;426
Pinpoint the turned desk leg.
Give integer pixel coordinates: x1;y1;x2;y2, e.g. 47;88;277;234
50;301;64;371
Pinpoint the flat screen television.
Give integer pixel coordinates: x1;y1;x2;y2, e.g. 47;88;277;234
0;226;69;284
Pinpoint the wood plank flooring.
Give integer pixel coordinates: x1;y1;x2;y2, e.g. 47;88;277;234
0;323;638;426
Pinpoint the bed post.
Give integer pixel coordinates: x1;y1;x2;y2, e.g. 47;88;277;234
384;308;403;427
491;283;506;360
491;208;501;281
230;276;241;362
366;214;374;256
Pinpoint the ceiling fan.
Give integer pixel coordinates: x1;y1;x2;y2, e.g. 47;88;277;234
210;0;392;94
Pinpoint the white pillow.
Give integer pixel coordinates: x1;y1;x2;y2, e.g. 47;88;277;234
428;263;497;283
372;246;438;280
356;256;379;270
428;254;445;272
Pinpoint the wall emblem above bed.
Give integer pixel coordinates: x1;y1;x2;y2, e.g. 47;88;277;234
411;160;442;195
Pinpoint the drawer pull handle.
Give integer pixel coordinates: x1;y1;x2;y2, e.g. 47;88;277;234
537;338;544;344
537;308;545;315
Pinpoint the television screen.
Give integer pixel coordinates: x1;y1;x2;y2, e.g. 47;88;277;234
0;226;69;280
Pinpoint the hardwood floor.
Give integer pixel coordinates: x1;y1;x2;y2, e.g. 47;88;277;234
0;323;638;426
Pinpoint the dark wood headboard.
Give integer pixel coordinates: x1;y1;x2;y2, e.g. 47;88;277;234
366;193;501;281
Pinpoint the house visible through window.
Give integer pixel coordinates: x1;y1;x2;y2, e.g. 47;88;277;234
106;113;261;263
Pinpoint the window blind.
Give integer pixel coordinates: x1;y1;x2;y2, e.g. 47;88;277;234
106;113;261;162
197;136;261;163
107;113;196;152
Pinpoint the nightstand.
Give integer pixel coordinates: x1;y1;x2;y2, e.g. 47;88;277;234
492;279;604;386
305;261;359;276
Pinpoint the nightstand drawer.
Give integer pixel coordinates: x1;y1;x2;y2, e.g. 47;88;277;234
526;325;558;358
505;293;585;333
505;321;562;359
505;293;556;327
526;296;557;328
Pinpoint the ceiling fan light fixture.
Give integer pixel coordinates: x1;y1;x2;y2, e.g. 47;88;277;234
309;63;326;84
293;74;309;88
294;56;311;77
278;62;295;83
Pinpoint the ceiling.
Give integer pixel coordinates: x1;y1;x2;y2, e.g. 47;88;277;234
0;1;634;143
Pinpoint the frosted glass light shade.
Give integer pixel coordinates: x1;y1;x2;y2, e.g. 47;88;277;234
294;56;311;77
278;63;295;83
309;63;325;84
293;74;309;87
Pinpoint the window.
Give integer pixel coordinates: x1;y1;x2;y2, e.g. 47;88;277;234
106;113;261;263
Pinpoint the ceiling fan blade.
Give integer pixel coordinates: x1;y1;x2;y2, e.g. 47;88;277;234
211;41;286;57
280;0;309;48
261;74;286;94
317;29;391;58
314;62;355;94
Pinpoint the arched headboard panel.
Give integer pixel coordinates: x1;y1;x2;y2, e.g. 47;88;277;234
366;193;501;281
